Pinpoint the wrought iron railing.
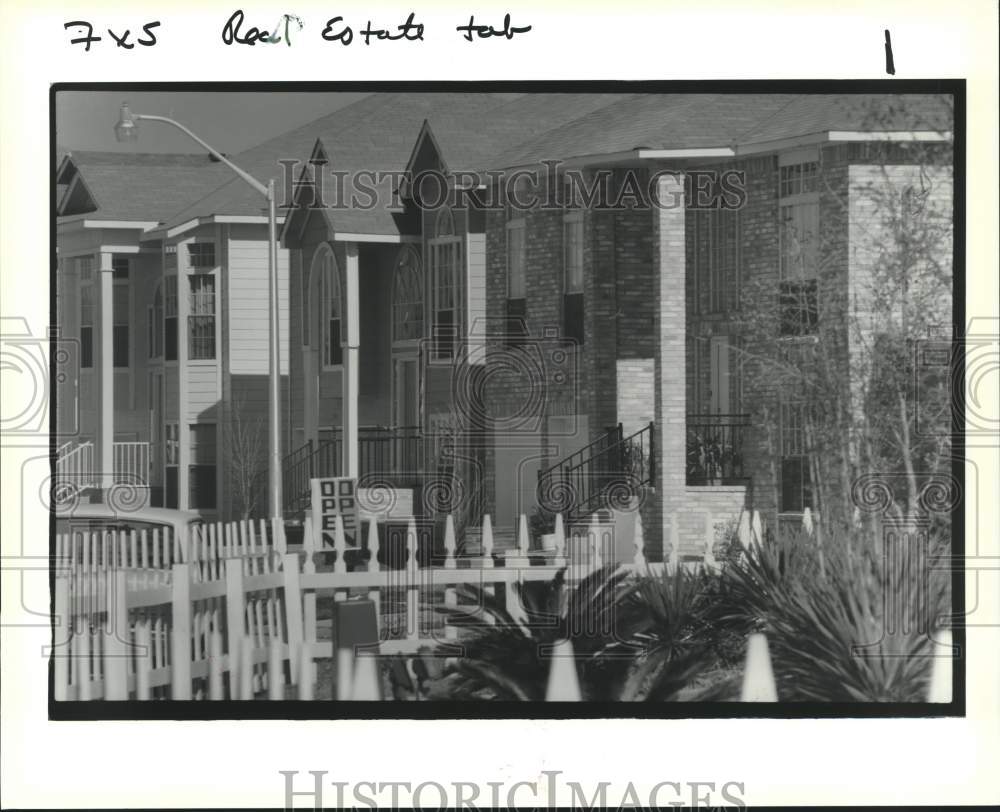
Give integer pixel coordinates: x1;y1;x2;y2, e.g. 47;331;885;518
686;413;750;485
282;426;424;514
537;422;655;522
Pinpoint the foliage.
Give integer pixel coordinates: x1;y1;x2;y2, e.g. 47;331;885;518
729;95;954;532
720;529;949;701
425;562;735;702
426;565;633;701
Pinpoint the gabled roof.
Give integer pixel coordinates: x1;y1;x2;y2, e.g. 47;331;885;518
172;92;628;237
491;93;953;168
56;151;223;223
165;93;524;236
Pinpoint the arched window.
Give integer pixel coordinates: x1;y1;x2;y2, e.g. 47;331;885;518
312;244;342;368
392;246;423;344
428;208;460;361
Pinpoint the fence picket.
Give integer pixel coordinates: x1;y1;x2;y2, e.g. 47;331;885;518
297;644;314;700
135;619;152;700
267;637;284;700
103;569;129;700
208;622;224;700
239;635;254;699
170;562;193;699
54;576;71;701
282;553;304;685
406;517;419;641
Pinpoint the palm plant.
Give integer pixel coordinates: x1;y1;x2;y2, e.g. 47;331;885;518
609;565;722;700
426;565;637;700
720;530;949;701
426;562;731;701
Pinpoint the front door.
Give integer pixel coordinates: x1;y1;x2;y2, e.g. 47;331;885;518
709;335;730;415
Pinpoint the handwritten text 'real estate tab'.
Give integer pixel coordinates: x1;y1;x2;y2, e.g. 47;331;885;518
219;10;531;46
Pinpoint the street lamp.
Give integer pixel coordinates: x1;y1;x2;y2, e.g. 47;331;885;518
115;102;283;519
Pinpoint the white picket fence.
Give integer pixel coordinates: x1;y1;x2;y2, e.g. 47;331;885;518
55;517;286;575
51;504;820;702
54;508;641;701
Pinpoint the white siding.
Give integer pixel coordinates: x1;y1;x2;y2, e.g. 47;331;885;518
187;364;220;421
227;235;290;375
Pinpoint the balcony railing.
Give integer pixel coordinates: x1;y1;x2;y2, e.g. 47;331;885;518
686;414;749;485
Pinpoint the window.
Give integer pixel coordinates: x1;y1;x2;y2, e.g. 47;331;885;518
563;212;584;344
188;274;216;360
79;280;94;369
779;400;813;513
429;209;460;361
187;242;216;269
164;244;177;272
392;246;423;343
164;276;178;361
165;423;179;509
148;282;163;359
112;258;129;368
506;219;527;345
779;161;819;197
315;247;343;368
693;207;740;314
779;158;820;337
188;424;217;510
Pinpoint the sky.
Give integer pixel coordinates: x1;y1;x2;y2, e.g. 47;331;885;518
55;91;369;155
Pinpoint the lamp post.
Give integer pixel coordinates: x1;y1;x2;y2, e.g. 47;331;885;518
115;102;283;519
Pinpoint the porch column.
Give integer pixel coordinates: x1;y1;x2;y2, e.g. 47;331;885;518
652;172;686;561
177;243;190;509
342;242;360;479
97;250;115;494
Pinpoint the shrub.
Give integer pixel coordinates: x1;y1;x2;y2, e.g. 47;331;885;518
721;529;949;701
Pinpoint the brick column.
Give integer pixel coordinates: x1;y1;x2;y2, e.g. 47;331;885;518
651;172;686;561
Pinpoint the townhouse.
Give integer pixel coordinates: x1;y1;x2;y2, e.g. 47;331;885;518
55;91;954;562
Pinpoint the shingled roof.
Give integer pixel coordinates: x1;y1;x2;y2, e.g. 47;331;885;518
491;93;954;168
161;93;509;233
164;92;627;236
56;151;223;223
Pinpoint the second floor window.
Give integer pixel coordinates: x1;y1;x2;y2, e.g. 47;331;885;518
779;157;820;337
79;281;94;369
78;256;94;368
392;246;423;344
188;274;216;360
187;242;216;269
319;248;343;368
164;276;178;361
563;212;584;345
693;207;741;314
506;219;527;345
112;257;129;368
429;209;460;361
